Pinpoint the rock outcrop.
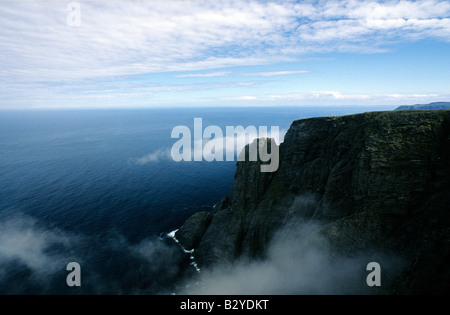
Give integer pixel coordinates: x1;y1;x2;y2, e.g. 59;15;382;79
176;110;450;294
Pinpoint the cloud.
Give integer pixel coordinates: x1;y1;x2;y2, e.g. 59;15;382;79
132;127;286;164
223;91;450;105
1;0;449;83
176;70;309;78
190;127;286;162
182;218;404;294
0;212;189;294
0;214;74;275
246;70;310;77
1;0;449;108
175;71;231;78
132;148;173;165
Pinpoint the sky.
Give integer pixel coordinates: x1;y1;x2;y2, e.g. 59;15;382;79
0;0;449;109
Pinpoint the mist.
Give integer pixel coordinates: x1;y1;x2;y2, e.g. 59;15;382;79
131;128;287;165
0;211;405;294
0;214;74;275
0;212;191;294
132;148;173;164
181;220;405;295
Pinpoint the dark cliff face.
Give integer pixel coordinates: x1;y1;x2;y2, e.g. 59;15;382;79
176;110;450;294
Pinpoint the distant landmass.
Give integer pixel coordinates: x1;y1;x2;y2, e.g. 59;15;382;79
176;110;450;294
395;102;450;111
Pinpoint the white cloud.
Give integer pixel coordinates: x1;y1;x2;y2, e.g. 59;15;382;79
1;0;449;83
175;71;231;78
246;70;310;77
0;215;74;274
197;127;285;162
176;69;309;79
292;1;450;44
1;0;449;108
223;91;450;105
132;127;286;164
132;148;172;165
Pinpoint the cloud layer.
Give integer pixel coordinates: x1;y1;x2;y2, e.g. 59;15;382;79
2;0;449;82
1;0;449;108
224;91;450;105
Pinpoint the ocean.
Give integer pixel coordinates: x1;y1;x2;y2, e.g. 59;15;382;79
0;106;392;294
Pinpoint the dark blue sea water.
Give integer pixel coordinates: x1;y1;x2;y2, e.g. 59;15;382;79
0;106;393;294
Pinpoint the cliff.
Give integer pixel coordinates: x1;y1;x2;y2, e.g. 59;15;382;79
395;102;450;111
176;110;450;294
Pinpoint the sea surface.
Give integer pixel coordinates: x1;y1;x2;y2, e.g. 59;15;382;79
0;106;393;294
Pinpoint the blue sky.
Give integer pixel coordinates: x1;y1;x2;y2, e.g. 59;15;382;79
0;0;449;109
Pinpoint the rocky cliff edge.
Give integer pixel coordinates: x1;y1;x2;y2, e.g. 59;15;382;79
176;110;450;294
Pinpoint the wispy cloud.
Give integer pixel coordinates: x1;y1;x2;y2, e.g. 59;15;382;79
1;0;449;108
0;215;75;275
246;70;310;77
0;213;186;294
223;91;450;105
2;0;449;83
131;127;286;165
175;71;231;78
176;70;309;78
132;148;172;165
